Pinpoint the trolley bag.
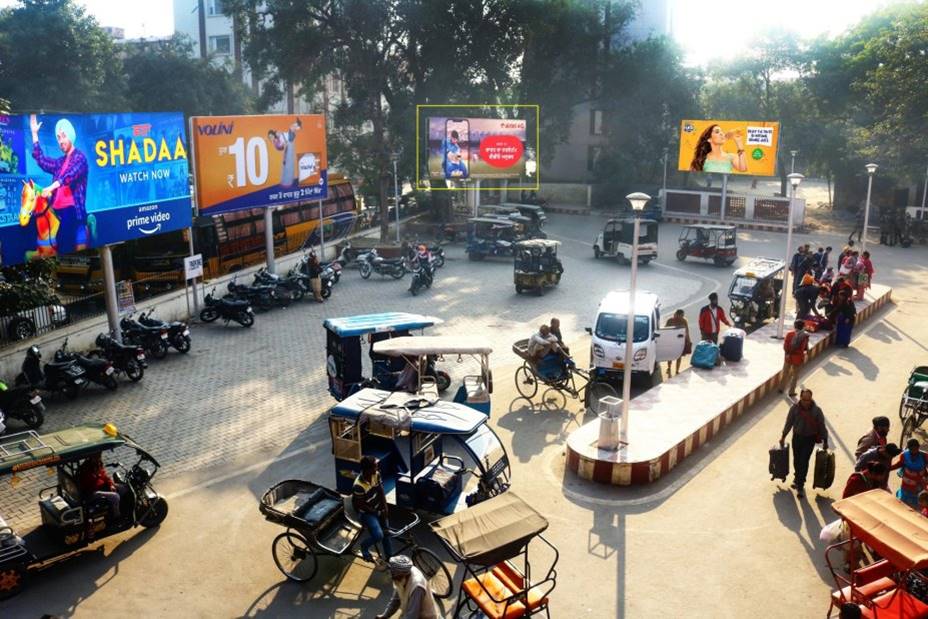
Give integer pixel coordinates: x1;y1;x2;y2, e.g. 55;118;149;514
721;328;745;362
835;317;853;348
812;448;836;490
416;464;463;512
691;341;720;369
769;443;790;482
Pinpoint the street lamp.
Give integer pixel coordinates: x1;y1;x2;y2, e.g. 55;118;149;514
661;147;669;211
619;191;649;446
790;150;798;174
776;173;804;339
862;163;878;252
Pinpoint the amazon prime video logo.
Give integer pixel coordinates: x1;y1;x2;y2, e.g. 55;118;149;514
127;204;172;235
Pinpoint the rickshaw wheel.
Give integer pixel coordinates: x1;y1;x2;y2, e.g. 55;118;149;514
900;415;918;445
272;532;318;583
412;547;453;599
900;399;910;422
675;248;687;262
515;365;538;399
0;565;25;599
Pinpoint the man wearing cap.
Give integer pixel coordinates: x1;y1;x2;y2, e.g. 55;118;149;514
375;555;442;619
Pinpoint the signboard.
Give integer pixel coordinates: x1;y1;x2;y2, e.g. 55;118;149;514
184;253;203;280
0;112;192;266
678;120;780;177
116;280;135;314
190;114;327;214
427;117;527;180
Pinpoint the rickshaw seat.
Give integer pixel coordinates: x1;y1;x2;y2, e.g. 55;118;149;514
832;578;896;608
463;376;489;402
860;588;928;618
461;561;549;619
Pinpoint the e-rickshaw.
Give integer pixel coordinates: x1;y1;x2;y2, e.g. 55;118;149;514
432;491;558;618
372;336;494;415
466;217;518;261
327;388;511;515
477;205;519;219
514;240;563;295
0;424;167;599
592;218;658;264
676;224;738;266
826;489;928;618
727;258;785;328
501;202;548;236
323;313;443;401
898;366;928;444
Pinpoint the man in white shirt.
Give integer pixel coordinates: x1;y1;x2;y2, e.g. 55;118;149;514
527;324;561;360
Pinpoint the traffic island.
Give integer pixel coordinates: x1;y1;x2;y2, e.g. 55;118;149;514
565;284;893;486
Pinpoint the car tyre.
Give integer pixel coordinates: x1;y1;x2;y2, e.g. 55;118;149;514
8;318;35;342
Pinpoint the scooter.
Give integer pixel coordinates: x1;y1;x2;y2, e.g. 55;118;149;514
201;288;255;327
15;343;88;400
357;248;406;280
0;379;45;430
92;332;147;382
409;260;435;296
57;338;118;391
227;275;292;310
137;309;192;354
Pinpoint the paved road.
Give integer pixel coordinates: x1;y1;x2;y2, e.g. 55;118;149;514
2;215;923;618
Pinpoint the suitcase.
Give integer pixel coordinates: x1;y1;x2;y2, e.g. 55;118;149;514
835;319;853;347
691;341;720;369
721;328;745;362
769;444;790;481
812;448;835;490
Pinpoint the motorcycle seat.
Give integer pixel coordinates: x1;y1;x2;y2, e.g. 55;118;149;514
46;359;76;370
77;355;108;368
220;298;249;308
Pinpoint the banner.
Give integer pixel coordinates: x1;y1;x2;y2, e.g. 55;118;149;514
678;120;780;177
0;112;192;266
191;114;327;214
427;117;527;180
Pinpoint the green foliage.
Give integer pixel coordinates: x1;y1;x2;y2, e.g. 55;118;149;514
0;259;60;315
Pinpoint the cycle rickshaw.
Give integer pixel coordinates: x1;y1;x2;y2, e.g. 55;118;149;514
898;365;928;444
512;339;617;410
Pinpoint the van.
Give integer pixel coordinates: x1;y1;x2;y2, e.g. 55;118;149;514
587;290;687;384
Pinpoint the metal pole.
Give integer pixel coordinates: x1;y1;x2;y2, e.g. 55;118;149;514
475;179;481;214
393;158;400;244
719;173;728;221
318;199;325;261
187;227;199;315
264;207;276;273
100;245;121;343
620;215;640;446
921;163;928;210
863;172;874;253
790;151;797;174
776;184;796;339
662;150;668;209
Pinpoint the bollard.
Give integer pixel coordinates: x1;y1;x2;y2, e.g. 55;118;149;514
596;395;623;451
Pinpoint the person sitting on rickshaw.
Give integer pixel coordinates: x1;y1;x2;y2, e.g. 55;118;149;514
528;324;566;379
549;317;570;355
395;355;419;393
78;453;121;521
353;456;393;568
375;555;442;619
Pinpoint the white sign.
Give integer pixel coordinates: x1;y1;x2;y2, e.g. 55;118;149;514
184;254;204;280
746;126;774;146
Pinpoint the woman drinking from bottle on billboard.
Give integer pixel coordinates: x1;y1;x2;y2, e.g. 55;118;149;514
690;124;749;174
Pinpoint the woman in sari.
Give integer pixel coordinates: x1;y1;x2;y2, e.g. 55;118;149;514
854;251;874;301
892;438;928;508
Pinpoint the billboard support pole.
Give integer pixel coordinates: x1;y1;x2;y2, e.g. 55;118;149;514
187;227;199;316
318;200;325;261
264;207;276;273
719;173;728;221
475;180;481;214
100;245;121;343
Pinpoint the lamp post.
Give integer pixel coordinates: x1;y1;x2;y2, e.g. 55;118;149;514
620;191;649;447
862;163;878;253
661;147;669;211
776;173;804;339
921;162;928;211
790;150;798;174
391;153;401;244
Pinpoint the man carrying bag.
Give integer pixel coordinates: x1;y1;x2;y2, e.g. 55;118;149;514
779;388;829;498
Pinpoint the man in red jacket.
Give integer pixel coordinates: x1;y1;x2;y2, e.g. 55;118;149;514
780;319;809;397
698;292;730;343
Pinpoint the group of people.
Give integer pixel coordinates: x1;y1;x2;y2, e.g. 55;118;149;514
527;318;570;378
789;241;873;318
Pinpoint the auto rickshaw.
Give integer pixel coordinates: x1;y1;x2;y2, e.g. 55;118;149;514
0;423;168;599
372;336;494;415
323;313;442;401
593;218;658;264
676;224;738;266
327;388;511;515
727;257;784;328
514;239;563;295
501;202;548;237
466;217;518;261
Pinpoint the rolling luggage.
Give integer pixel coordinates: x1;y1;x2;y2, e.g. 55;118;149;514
835;317;853;347
691;341;720;369
721;328;745;362
812;448;835;490
769;444;790;482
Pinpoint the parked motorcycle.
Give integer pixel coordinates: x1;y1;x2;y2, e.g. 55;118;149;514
357;248;406;280
200;288;255;327
121;314;170;360
429;245;446;269
92;333;146;382
254;267;305;302
226;275;292;310
0;379;45;430
15;343;88;400
137;309;192;353
56;338;118;391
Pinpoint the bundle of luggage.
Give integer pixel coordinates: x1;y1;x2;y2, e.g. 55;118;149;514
692;328;746;369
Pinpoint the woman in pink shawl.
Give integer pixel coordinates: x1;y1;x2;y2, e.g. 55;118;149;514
854;250;874;300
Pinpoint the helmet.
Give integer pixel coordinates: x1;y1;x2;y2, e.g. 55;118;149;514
26;345;40;359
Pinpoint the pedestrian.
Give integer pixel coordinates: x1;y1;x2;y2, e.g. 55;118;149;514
698;292;730;344
892;438;928;508
854;416;890;459
854;442;901;489
789;246;806;292
779;319;809;397
375;555;442;619
838;240;855;269
823;246;833;271
308;250;324;302
813;247;826;277
854;250;873;301
842;460;888;499
664;308;692;376
849;207;864;243
794;279;820;319
829;289;857;347
779;388;828;498
352;455;393;568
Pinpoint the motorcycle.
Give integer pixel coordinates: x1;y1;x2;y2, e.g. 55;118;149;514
429;245;445;269
15;343;88;400
92;333;147;382
121;314;170;360
357;248;406;280
226;275;291;310
200;288;255;327
56;338;118;391
137;309;192;354
0;379;45;430
409;259;435;296
253;267;305;302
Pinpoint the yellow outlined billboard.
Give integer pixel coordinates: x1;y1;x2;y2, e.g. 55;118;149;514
678;120;779;177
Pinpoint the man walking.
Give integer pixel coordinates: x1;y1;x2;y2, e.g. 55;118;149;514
375;555;442;619
780;388;829;498
849;207;865;243
780;319;809;397
698;292;730;344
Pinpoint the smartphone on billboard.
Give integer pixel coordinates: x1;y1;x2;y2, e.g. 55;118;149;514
443;118;469;179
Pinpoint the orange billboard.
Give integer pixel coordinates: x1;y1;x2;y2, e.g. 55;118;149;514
678;120;779;177
190;114;327;214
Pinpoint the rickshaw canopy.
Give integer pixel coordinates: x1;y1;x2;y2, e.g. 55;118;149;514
515;239;560;251
732;257;785;280
330;388;488;434
0;424;132;476
323;313;443;337
833;489;928;571
468;217;517;228
372;336;493;357
431;491;549;566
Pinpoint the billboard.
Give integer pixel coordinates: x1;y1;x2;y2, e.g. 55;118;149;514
427;117;527;180
0;112;192;266
190;114;327;214
678;120;780;177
